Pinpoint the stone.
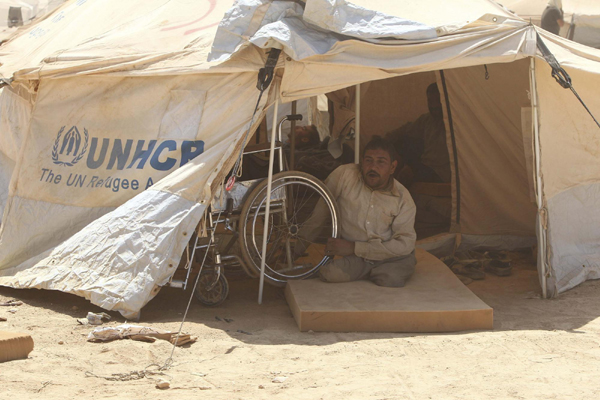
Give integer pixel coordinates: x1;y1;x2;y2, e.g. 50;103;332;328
155;380;170;389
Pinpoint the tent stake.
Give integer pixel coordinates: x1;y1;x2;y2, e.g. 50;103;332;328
258;97;279;304
355;84;361;163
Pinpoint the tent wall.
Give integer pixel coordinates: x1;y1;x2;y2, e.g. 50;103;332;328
535;59;600;296
0;70;270;316
439;59;537;238
0;85;32;221
361;72;436;139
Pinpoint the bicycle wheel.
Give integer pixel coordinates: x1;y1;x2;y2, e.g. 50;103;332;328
238;171;339;286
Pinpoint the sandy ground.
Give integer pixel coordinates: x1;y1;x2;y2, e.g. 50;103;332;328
2;252;600;400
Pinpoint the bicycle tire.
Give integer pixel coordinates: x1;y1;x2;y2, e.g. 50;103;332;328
238;171;339;286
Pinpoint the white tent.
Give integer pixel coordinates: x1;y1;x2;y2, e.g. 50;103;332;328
502;0;600;48
1;0;600;317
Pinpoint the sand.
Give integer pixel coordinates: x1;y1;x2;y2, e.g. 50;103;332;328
2;252;600;399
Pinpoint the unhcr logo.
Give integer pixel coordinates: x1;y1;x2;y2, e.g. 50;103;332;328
49;126;205;171
52;126;89;167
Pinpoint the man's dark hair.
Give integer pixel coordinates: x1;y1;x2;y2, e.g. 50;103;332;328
363;136;399;163
427;82;440;96
305;125;320;145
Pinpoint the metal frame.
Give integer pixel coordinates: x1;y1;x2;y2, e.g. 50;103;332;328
258;98;280;304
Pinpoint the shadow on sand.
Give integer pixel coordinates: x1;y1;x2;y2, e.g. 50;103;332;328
2;258;600;346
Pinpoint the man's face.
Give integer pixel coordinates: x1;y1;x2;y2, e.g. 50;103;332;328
361;149;397;190
290;126;317;149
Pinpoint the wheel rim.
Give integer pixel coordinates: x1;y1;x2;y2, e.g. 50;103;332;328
242;175;338;283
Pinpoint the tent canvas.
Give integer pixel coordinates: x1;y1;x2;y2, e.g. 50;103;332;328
0;0;600;317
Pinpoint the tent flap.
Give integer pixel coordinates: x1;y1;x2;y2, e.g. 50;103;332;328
0;189;205;318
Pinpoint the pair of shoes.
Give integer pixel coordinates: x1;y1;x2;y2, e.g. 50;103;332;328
483;251;512;276
441;256;485;280
484;258;512;276
450;262;486;280
441;255;458;268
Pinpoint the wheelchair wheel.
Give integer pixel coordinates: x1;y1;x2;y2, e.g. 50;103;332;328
194;270;229;306
238;171;339;286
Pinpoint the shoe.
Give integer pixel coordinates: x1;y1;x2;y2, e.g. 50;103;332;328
450;262;486;280
484;250;510;262
457;275;473;285
454;251;483;269
484;259;512;276
441;255;458;268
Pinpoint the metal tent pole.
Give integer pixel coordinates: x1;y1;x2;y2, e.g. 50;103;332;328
530;57;548;298
355;84;361;163
290;100;297;170
258;97;279;304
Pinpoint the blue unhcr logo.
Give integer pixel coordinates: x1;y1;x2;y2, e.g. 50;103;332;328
52;126;89;167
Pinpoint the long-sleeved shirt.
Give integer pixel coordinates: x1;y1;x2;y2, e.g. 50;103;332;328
325;164;416;260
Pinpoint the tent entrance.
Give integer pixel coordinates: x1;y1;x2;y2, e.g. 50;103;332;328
341;61;538;252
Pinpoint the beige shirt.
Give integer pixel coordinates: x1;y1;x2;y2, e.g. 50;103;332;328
325;164;417;260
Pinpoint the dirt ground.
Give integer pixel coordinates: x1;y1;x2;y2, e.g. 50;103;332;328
2;252;600;400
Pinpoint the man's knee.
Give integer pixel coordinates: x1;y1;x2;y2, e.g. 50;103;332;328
370;255;416;287
319;262;352;283
370;273;411;288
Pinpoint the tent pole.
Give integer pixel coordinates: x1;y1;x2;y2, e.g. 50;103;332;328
258;97;279;304
290;100;297;170
355;84;361;163
530;57;548;299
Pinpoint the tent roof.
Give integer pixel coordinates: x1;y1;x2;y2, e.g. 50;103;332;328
2;0;600;91
307;0;519;31
1;0;526;81
0;0;235;80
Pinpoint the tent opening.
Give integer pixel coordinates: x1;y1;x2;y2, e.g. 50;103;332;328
290;60;539;260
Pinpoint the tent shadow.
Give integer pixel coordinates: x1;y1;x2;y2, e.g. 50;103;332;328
0;285;121;321
139;268;600;345
3;264;600;347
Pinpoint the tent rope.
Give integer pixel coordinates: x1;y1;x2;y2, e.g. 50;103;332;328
536;32;600;130
159;206;224;371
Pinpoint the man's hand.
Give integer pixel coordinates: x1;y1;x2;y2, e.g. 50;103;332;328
325;238;355;257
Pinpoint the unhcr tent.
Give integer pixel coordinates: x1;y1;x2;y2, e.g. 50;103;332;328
1;0;600;318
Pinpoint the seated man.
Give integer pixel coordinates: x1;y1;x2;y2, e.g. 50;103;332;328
385;83;451;187
318;136;417;287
